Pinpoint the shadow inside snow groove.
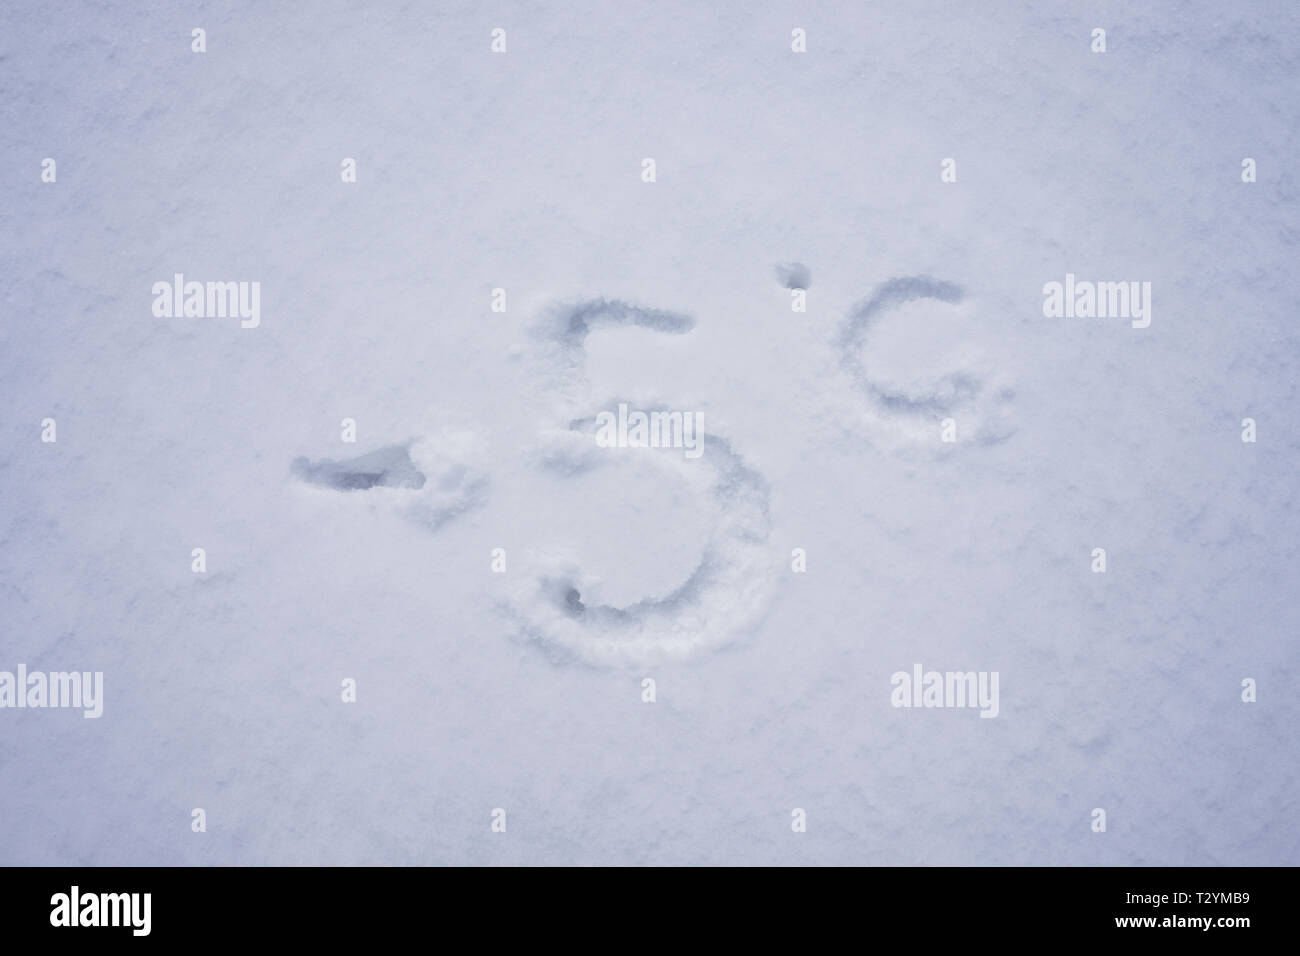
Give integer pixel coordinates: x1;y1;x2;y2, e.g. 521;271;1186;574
536;297;696;359
835;275;1016;444
838;276;967;414
510;411;774;666
291;444;426;491
291;437;489;532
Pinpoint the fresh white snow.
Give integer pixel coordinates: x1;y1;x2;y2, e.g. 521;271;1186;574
1;0;1297;865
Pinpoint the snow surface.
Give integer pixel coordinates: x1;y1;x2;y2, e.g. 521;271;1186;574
1;0;1298;865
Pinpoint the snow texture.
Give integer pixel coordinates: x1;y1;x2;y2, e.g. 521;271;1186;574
1;0;1298;865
